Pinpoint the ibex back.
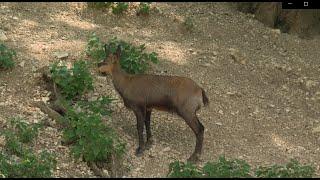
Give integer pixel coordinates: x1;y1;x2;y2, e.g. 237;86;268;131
98;45;209;162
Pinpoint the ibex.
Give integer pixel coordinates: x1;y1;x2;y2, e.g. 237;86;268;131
98;45;209;162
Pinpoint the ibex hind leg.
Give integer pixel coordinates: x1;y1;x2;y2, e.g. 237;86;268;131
178;107;204;163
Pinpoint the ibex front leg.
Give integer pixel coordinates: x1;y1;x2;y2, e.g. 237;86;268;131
145;109;153;150
133;106;146;156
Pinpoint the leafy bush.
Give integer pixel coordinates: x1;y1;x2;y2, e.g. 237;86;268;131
3;131;24;157
87;2;113;10
168;161;202;178
255;159;315;178
77;96;115;116
111;2;129;15
168;156;251;178
50;60;94;100
9;118;41;144
0;43;16;69
87;2;157;17
85;33;106;63
105;37;159;74
2;118;41;156
86;34;159;74
0;150;57;178
202;156;251;178
62;99;125;163
0;118;56;178
168;157;315;178
183;17;194;31
136;2;151;16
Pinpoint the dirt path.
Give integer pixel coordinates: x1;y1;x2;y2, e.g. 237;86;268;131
0;2;319;177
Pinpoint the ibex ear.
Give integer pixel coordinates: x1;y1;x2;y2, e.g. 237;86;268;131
115;45;121;60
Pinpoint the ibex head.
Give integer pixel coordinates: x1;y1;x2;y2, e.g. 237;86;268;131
98;44;121;75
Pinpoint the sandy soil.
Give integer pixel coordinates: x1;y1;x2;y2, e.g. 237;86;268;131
0;2;319;177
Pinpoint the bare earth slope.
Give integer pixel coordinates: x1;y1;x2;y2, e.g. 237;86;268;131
0;2;319;177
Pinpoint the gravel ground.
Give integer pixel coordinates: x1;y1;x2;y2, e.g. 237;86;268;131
0;2;319;177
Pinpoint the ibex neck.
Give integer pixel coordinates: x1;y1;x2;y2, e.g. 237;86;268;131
111;62;129;95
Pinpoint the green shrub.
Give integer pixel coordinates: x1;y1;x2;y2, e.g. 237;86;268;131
0;118;56;178
3;131;24;156
105;37;159;74
9;118;41;144
87;2;113;10
86;34;159;74
50;60;94;100
0;43;16;69
202;156;251;178
168;161;202;178
62;101;125;163
111;2;129;15
0;150;56;178
77;96;115;116
168;157;315;178
85;33;106;63
183;17;194;31
136;2;151;16
255;159;315;178
2;118;41;156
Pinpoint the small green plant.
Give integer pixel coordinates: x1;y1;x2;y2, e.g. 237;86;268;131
2;118;41;156
3;131;24;156
183;16;194;31
202;156;251;178
105;37;159;74
111;2;129;15
50;60;94;100
86;34;159;74
168;161;202;178
87;2;113;10
85;33;106;63
167;157;315;178
255;159;315;178
77;96;115;116
0;150;57;178
0;118;56;178
62;101;125;163
136;2;151;16
0;43;16;69
9;118;41;144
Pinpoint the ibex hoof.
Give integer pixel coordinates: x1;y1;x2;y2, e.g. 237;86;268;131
135;147;144;157
187;154;200;163
145;139;154;150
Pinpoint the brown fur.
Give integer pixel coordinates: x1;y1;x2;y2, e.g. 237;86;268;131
98;46;209;162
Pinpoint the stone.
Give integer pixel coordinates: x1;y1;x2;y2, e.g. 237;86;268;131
0;30;8;41
41;96;50;103
229;48;247;65
212;51;218;56
201;63;211;67
19;61;25;67
305;80;318;90
163;147;171;152
88;96;98;102
271;28;281;35
268;104;275;108
215;122;222;126
53;51;69;59
313;125;320;133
